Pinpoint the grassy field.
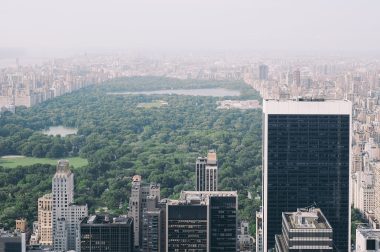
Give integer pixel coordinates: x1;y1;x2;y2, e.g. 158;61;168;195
0;156;88;169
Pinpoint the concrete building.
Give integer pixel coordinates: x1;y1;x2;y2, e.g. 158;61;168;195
166;191;237;252
127;175;160;249
275;208;333;252
0;230;26;252
352;170;375;214
263;99;351;252
15;219;27;233
195;150;218;191
238;221;254;252
374;162;380;224
38;193;52;245
79;215;134;252
356;227;380;252
142;196;163;252
256;209;263;252
52;160;87;252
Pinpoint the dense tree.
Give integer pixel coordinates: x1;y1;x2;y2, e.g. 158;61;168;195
0;76;262;233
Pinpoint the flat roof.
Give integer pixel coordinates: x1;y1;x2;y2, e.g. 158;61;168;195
264;99;352;115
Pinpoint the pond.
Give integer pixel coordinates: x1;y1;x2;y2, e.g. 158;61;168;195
107;88;241;97
41;126;78;137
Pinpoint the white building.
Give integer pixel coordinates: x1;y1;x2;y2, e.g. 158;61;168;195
356;227;380;252
52;160;87;252
352;170;375;213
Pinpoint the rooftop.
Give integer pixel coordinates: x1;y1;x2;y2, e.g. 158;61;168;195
357;228;380;239
284;208;332;230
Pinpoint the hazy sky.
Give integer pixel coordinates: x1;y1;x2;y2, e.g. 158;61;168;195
1;0;380;54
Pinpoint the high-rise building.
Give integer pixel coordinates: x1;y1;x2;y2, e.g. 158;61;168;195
142;196;162;252
263;99;351;251
195;150;218;191
38;193;52;245
52;160;87;252
352;170;375;214
259;65;269;81
166;191;237;252
79;215;134;252
275;208;333;252
0;232;26;252
128;175;160;249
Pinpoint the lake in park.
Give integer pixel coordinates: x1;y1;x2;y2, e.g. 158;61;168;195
107;88;241;97
41;126;78;137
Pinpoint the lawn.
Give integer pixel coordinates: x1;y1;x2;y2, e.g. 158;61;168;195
0;156;88;169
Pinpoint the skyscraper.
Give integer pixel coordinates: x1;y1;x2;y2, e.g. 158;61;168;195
52;160;87;252
166;191;237;252
142;195;162;252
195;150;218;191
128;175;160;249
262;99;351;251
259;64;269;81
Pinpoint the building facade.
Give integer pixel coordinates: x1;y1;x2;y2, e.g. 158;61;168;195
195;150;218;191
263;99;351;251
166;191;237;252
79;215;134;252
52;160;87;252
275;208;333;252
127;175;160;249
356;227;380;252
38;193;52;245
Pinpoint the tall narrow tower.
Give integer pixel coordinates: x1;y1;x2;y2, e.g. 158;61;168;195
196;150;218;191
52;160;87;252
262;98;351;252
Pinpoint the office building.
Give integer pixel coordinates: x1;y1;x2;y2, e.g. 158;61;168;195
142;196;162;252
356;227;380;252
166;191;237;252
79;215;134;252
52;160;88;252
128;175;160;248
275;208;333;252
263;99;351;251
38;193;52;245
259;65;269;81
195;150;218;191
0;231;26;252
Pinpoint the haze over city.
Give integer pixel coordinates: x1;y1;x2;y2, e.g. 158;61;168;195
1;0;380;57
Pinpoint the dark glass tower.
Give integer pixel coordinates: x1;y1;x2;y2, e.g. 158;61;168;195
80;215;134;252
209;196;237;252
263;99;351;252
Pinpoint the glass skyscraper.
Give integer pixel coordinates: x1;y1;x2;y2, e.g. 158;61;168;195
262;99;351;252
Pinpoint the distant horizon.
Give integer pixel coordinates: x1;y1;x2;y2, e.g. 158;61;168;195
2;0;380;58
